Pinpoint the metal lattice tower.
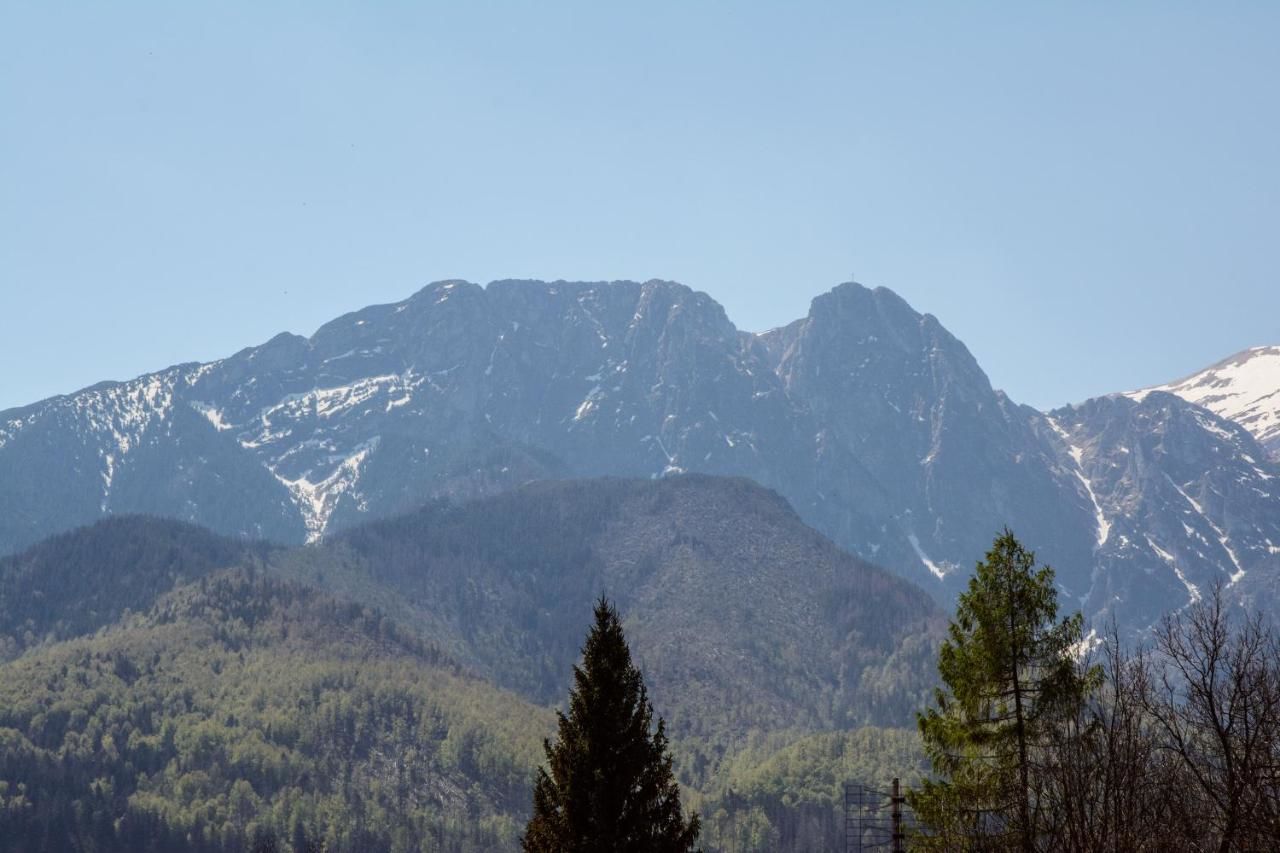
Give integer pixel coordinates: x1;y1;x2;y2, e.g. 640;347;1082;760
844;778;910;853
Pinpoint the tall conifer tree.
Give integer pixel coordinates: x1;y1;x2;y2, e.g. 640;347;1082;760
911;529;1098;852
523;597;701;853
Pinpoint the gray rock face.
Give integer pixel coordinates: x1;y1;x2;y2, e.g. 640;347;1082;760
761;285;1096;595
1045;392;1280;632
3;278;1277;632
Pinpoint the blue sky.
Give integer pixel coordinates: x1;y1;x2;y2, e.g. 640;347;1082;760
2;2;1277;412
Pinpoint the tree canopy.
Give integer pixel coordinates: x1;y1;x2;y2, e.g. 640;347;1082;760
912;530;1097;851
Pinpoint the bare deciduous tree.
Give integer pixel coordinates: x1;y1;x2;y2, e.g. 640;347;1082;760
916;581;1280;853
1141;584;1280;852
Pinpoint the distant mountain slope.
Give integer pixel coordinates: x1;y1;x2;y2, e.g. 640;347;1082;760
3;278;1277;631
0;515;268;659
0;372;308;550
275;475;945;774
1130;345;1280;459
1044;392;1280;630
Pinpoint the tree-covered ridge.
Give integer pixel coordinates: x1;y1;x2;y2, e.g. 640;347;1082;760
0;570;554;852
0;515;268;660
697;727;926;852
302;476;944;761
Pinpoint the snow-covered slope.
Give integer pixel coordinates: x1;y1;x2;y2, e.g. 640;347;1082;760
1131;346;1280;459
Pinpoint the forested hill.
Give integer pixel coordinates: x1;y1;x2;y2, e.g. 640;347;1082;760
0;515;271;660
287;475;945;759
0;570;552;852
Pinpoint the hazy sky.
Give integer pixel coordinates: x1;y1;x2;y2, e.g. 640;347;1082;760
2;2;1277;412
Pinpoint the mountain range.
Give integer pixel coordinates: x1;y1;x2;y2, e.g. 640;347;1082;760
2;279;1277;632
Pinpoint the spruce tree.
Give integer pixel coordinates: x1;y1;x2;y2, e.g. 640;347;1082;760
523;597;701;853
911;530;1098;852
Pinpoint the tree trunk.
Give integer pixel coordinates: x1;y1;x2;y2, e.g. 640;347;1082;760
1007;563;1033;853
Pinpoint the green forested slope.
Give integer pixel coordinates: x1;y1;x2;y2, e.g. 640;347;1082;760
0;515;269;659
0;571;552;852
698;728;926;851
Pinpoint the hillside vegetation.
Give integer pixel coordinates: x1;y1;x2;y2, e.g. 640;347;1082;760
0;570;551;852
280;476;943;781
0;475;938;851
0;516;268;659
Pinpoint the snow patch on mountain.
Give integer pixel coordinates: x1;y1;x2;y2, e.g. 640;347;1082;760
573;386;604;422
907;532;956;580
240;373;421;452
1146;535;1201;605
273;437;381;542
184;362;220;386
1164;474;1245;583
68;373;179;454
1046;416;1111;547
1071;628;1102;658
100;452;116;512
190;401;232;431
1132;346;1280;456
